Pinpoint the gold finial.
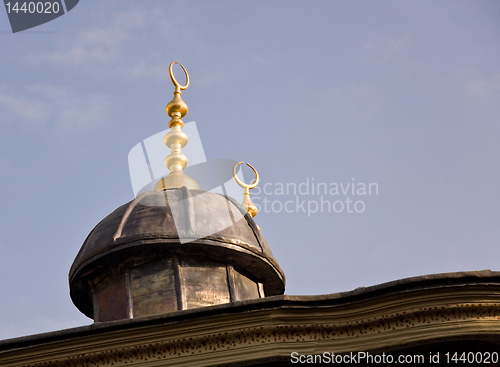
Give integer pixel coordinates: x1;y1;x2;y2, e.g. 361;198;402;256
154;62;199;191
232;162;260;218
169;62;190;93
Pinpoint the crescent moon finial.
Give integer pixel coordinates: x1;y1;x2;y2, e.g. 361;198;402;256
169;61;190;93
232;162;260;219
154;61;199;191
232;162;259;189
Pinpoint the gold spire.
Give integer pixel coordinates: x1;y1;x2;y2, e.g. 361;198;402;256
232;162;260;218
154;62;200;191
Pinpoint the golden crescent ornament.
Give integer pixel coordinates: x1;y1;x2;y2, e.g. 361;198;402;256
232;162;260;221
169;61;190;91
232;162;259;189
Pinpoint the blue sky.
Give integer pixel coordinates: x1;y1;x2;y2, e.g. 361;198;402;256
0;0;499;340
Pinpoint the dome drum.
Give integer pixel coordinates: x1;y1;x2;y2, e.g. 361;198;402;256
88;253;264;322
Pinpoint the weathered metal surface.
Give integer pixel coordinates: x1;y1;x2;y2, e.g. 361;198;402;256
93;273;128;322
88;253;265;322
130;258;177;317
178;256;231;309
231;268;259;302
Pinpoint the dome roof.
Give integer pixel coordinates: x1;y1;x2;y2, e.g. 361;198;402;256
69;187;285;318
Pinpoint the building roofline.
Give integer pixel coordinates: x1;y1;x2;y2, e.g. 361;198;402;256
2;269;499;353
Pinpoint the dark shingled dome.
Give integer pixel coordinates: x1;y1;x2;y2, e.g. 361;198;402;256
69;188;285;320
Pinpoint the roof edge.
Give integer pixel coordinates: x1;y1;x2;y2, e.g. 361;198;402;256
3;269;500;352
